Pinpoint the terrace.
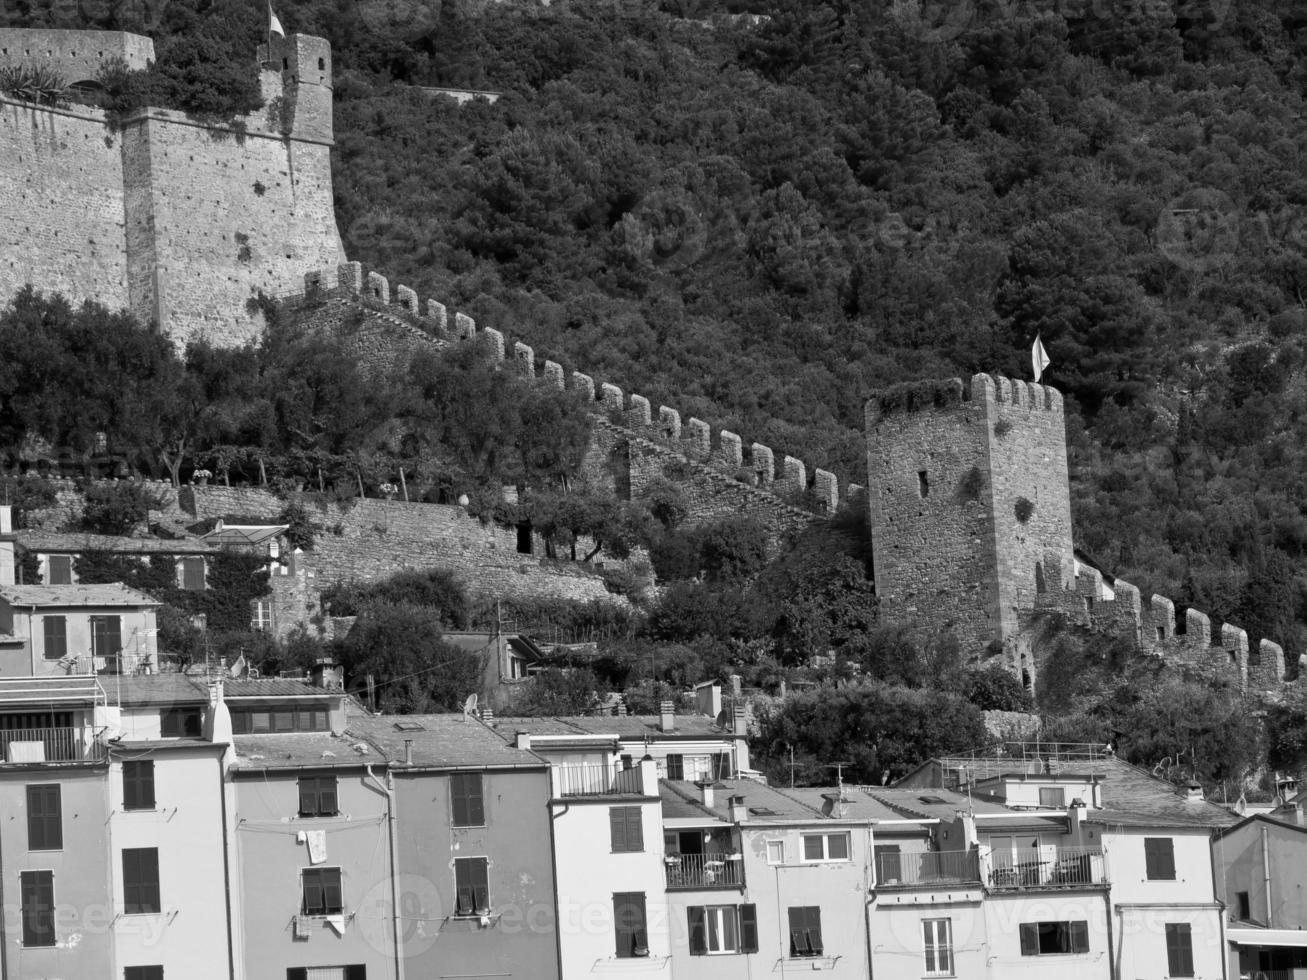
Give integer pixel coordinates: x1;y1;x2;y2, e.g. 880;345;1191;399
875;850;981;888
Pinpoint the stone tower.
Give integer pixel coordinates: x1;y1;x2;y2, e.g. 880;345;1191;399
865;373;1073;654
264;32;333;143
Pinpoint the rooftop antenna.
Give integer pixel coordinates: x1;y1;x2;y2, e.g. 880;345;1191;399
785;743;800;788
824;762;851;797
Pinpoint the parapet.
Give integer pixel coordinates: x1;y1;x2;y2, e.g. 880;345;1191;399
0;29;155;83
312;260;851;517
867;373;1064;426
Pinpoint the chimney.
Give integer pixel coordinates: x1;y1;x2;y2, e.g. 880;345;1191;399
480;707;495;727
730;674;742;697
732;701;748;736
403;739;413;765
514;731;531;750
0;505;14;587
659;700;675;733
696;683;722;719
1068;797;1086;839
729;794;748;824
1182;781;1204;802
309;658;343;689
697;780;715;809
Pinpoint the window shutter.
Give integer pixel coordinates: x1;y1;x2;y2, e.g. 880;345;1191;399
28;785;61;850
688;907;708;955
1019;923;1040;956
43;617;66;659
807;907;823;955
626;808;644;851
667;754;684;781
298;778;316;816
303;872;324;914
1069;920;1089;953
320;777;338;815
452;774;469;826
609;807;627;851
739;904;759;953
466;775;484;825
788;907;805;955
323;870;343;912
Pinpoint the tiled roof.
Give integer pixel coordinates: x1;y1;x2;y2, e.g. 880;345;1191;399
201;525;287;548
224;679;337;699
231;731;376;770
108;674;208;706
661;778;826;823
497;714;736;739
0;583;160;607
859;787;1014;821
16;531;212;554
348;714;545;769
1087;758;1237;828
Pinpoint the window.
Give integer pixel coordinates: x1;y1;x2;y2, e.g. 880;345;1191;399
125;968;164;980
27;785;62;850
1145;837;1177;880
1038;787;1066;807
1237;891;1250;921
453;857;490;916
20;870;54;946
712;752;731;779
766;840;784;865
918;470;930;497
180;557;206;591
301;868;344;916
613;892;649;958
688;904;759;955
286;969;367;980
92;615;122;673
42;616;67;660
47;555;73;585
230;705;330;734
123;761;155;811
788;906;823;957
1165;923;1194;977
923;917;953;976
161;707;201;738
123;847;160;913
610;806;644;853
874;843;902;882
298;776;338;817
251;599;272;632
666;754;684;781
451;773;484;827
1019;921;1089;955
802;832;850;862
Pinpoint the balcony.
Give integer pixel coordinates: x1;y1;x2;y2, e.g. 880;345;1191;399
553;763;645;798
0;727;105;764
987;846;1107;890
665;852;745;890
875;850;981;888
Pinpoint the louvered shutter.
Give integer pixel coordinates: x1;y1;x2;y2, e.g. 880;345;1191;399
1019;923;1039;955
688;907;707;954
739;904;759;953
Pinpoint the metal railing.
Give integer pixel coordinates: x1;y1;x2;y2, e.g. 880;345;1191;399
935;742;1108;784
875;850;980;888
0;727;104;764
987;846;1107;889
554;763;644;797
665;853;744;890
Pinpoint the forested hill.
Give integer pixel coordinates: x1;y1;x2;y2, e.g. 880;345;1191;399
8;0;1307;655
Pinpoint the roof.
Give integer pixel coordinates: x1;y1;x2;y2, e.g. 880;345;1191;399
498;714;738;740
660;778;829;823
224;678;337;699
108;674;207;706
231;731;375;771
1214;810;1307;840
0;583;161;607
16;531;212;555
348;714;545;769
201;525;288;548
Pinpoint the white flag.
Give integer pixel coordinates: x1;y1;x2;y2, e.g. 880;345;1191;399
1032;334;1050;383
269;3;285;37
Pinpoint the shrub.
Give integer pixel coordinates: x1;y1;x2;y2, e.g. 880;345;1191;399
80;481;161;535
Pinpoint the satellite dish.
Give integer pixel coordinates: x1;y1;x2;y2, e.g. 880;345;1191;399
463;693;478;719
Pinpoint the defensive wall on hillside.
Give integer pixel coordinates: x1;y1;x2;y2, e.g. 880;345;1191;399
293;262;856;537
865;373;1302;703
20;478;626;640
0;28;345;347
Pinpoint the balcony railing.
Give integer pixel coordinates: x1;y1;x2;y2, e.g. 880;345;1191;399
665;853;745;890
987;846;1107;890
0;727;105;764
875;850;980;888
554;763;644;797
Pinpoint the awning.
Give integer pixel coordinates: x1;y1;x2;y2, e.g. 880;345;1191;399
1229;927;1307;949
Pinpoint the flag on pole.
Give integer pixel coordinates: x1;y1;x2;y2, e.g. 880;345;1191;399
268;3;285;37
1032;334;1050;383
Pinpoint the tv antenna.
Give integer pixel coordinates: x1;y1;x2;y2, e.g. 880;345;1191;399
824;761;851;796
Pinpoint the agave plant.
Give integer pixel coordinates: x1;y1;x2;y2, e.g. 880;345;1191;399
0;65;69;107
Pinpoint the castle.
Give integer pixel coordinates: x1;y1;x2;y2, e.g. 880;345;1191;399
865;373;1297;701
0;28;345;347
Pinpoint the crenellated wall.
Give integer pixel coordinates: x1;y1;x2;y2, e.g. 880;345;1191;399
293;262;857;529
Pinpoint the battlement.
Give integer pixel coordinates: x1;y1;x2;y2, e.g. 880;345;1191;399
867;373;1064;425
308;262;856;517
1026;550;1295;700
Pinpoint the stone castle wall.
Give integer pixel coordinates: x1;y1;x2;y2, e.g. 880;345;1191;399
866;374;1072;653
292;262;850;537
0;29;345;347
